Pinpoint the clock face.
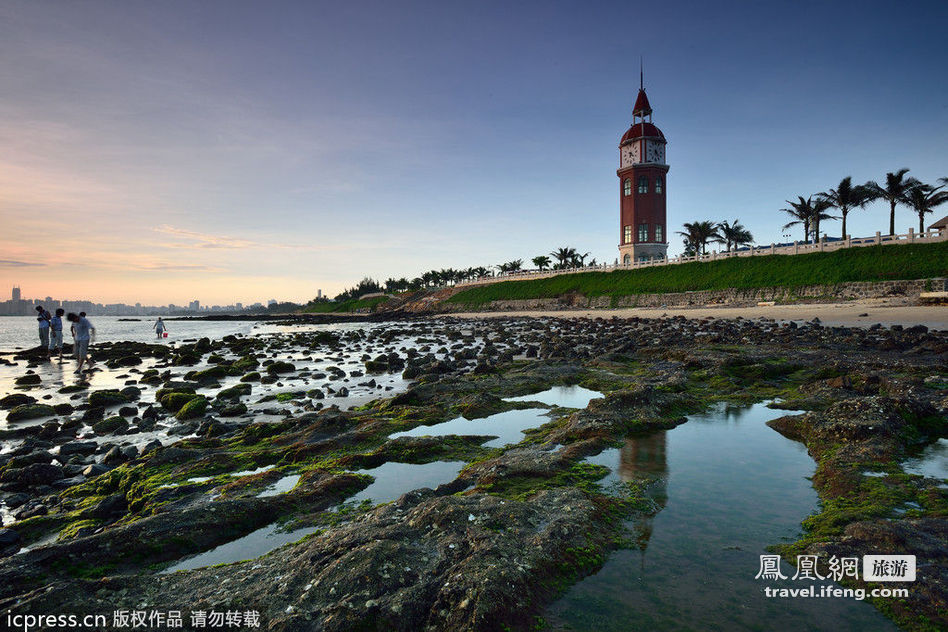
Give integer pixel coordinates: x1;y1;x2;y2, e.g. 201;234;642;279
621;142;640;167
645;141;665;164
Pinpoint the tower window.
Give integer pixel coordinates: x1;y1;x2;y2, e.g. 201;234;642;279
623;254;631;265
655;224;663;242
655;177;663;194
637;176;648;194
638;224;648;242
623;179;632;196
623;225;632;244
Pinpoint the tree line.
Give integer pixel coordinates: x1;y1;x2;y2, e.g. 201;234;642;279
781;169;947;244
322;247;605;300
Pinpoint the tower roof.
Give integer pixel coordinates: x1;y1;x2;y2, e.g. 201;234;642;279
620;121;664;144
632;89;652;117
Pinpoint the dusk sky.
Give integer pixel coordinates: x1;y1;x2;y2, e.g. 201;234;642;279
1;0;946;305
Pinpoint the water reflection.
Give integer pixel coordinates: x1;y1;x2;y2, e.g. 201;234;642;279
620;433;668;555
550;402;896;632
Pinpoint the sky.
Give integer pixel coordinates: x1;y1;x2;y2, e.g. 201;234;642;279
1;0;946;305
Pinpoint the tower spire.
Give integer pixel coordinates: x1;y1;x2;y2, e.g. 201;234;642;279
632;59;652;120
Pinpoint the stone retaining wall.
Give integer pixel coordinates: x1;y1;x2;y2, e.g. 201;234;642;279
435;278;946;313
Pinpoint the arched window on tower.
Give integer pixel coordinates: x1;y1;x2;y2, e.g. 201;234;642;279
623;179;632;196
637;176;648;193
623;254;631;265
655;177;663;194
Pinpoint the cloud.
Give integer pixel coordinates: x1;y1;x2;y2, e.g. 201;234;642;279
0;259;45;267
131;263;222;272
153;224;318;251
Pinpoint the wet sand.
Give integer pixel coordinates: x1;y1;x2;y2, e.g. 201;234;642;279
446;299;947;329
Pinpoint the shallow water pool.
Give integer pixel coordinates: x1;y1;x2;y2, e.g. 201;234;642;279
544;402;897;632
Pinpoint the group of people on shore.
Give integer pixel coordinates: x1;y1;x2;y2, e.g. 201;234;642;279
34;308;170;374
35;306;96;373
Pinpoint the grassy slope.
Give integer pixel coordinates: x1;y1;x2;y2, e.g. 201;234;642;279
303;295;392;313
447;242;948;307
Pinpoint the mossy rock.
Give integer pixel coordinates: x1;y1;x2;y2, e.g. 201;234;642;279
172;352;200;366
232;356;259;371
108;355;142;368
266;361;295;375
1;393;36;409
53;403;75;415
58;384;88;394
88;390;129;408
175;397;208;420
260;375;278;385
187;366;230;382
92;416;128;435
240;372;261;383
7;404;57;421
160;392;201;413
219;402;248;417
155;385;196;401
15;374;41;386
216;384;252;400
364;360;389;373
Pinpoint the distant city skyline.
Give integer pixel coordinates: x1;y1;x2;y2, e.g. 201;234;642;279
0;284;291;316
1;1;946;304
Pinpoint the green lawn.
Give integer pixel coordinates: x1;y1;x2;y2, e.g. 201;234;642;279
447;241;948;307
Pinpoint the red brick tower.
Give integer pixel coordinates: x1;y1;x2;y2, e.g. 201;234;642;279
617;70;669;264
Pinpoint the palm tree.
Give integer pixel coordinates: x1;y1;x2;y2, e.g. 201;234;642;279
781;196;836;243
818;177;874;240
532;255;551;271
716;219;754;252
865;169;920;235
905;183;948;233
549;247;578;269
677;221;720;255
497;259;523;274
569;252;590;268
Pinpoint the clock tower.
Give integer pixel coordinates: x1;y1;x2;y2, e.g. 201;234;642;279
617;73;668;264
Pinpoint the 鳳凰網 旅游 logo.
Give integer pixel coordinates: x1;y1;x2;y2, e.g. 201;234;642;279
754;554;915;601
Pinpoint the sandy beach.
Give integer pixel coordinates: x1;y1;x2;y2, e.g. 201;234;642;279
445;298;947;329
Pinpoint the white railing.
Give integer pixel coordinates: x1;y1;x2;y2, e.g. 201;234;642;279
452;227;948;289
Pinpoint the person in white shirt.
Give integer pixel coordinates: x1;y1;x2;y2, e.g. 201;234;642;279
48;308;65;361
66;312;96;373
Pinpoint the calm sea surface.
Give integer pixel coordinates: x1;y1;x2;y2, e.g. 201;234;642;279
0;315;270;352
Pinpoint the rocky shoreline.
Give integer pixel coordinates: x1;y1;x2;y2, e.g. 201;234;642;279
0;316;945;631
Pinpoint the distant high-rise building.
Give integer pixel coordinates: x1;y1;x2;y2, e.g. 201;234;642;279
317;289;322;299
12;286;21;301
235;302;243;310
189;300;200;311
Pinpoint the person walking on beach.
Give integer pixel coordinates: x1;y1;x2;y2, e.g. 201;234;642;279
35;306;51;355
48;308;65;361
67;312;95;374
154;317;166;338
